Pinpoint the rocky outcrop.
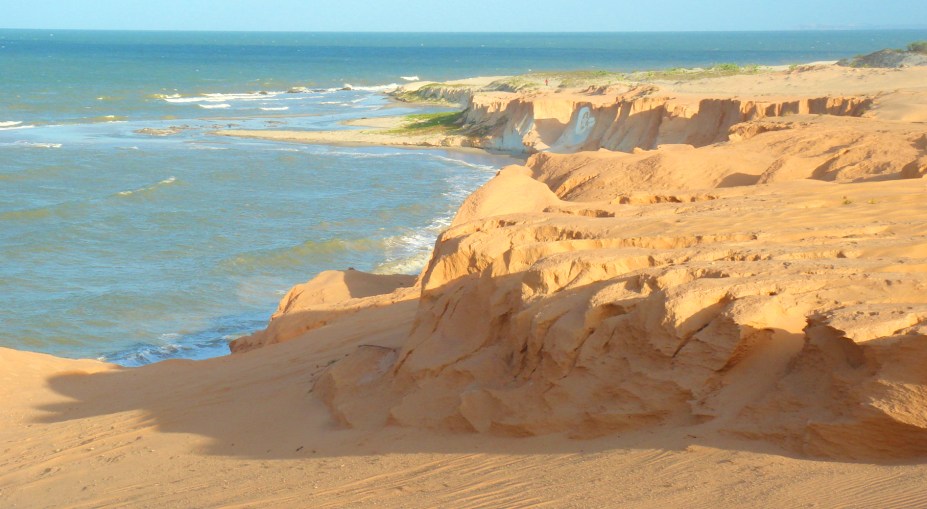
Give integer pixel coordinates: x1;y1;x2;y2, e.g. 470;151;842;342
526;115;927;200
303;107;927;458
240;67;927;460
459;86;873;155
230;269;416;353
315;169;927;458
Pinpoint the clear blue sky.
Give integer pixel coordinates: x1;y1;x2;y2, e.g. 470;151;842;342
1;0;925;32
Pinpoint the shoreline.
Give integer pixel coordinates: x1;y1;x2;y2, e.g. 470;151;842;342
211;62;927;156
3;59;927;507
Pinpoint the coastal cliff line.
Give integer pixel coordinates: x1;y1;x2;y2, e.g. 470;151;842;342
458;88;871;154
6;32;927;509
233;63;927;460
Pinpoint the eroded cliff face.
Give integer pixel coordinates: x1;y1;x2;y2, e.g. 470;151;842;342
314;169;927;459
528;116;927;200
459;85;872;155
241;71;927;460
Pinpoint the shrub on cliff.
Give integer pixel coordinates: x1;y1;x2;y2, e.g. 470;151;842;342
386;111;464;134
909;41;927;54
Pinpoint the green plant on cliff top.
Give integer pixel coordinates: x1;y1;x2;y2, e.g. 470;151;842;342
909;41;927;54
486;76;540;92
632;63;763;82
392;84;467;105
552;70;627;88
386;111;464;134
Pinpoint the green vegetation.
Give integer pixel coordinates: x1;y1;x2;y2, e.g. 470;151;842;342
633;63;763;81
404;64;769;103
486;76;541;92
486;64;767;92
392;83;470;104
386;111;464;134
840;41;927;67
546;70;624;88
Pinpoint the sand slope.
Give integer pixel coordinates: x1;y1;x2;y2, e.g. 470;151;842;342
3;65;927;508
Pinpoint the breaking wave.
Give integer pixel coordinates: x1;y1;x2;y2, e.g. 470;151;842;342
116;176;177;197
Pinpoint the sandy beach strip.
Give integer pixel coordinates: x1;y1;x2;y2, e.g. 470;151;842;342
4;62;927;508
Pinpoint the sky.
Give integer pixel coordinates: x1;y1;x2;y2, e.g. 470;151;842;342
1;0;926;32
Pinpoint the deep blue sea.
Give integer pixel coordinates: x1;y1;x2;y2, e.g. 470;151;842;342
2;29;925;365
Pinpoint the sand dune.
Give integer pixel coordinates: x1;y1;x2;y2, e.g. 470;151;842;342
3;64;927;507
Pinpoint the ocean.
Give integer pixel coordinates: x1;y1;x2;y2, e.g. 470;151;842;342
2;29;925;365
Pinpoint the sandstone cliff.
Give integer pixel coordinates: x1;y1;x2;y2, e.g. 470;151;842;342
244;65;927;460
6;65;927;509
459;87;872;154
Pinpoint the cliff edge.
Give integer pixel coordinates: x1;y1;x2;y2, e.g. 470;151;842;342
3;63;927;508
250;65;927;460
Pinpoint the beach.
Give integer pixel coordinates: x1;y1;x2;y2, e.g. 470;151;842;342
2;56;927;507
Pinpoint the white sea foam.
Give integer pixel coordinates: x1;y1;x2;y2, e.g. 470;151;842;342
319;101;344;105
374;250;433;275
95;115;128;123
342;83;400;92
431;155;498;172
186;143;229;150
164;96;215;104
165;91;283;104
117;176;177;196
0;121;23;127
321;150;410;159
0;124;36;131
11;140;61;148
374;218;448;275
198;103;231;109
260;106;289;111
372;156;500;275
401;76;420;82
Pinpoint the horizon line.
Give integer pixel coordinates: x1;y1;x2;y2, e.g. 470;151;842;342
2;27;927;34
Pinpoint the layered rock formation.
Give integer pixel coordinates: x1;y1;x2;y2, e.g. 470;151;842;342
460;87;872;154
6;64;927;509
243;65;927;460
311;169;927;459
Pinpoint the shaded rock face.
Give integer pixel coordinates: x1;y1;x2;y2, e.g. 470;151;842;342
314;163;927;458
526;116;927;201
235;76;927;460
230;270;416;353
459;89;871;155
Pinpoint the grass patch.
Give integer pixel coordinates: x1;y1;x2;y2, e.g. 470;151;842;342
909;41;927;54
487;64;767;92
554;71;626;88
392;83;471;104
399;64;770;105
385;111;464;134
632;63;763;81
486;76;541;92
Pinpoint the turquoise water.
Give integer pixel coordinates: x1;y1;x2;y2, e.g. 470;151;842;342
1;30;924;365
